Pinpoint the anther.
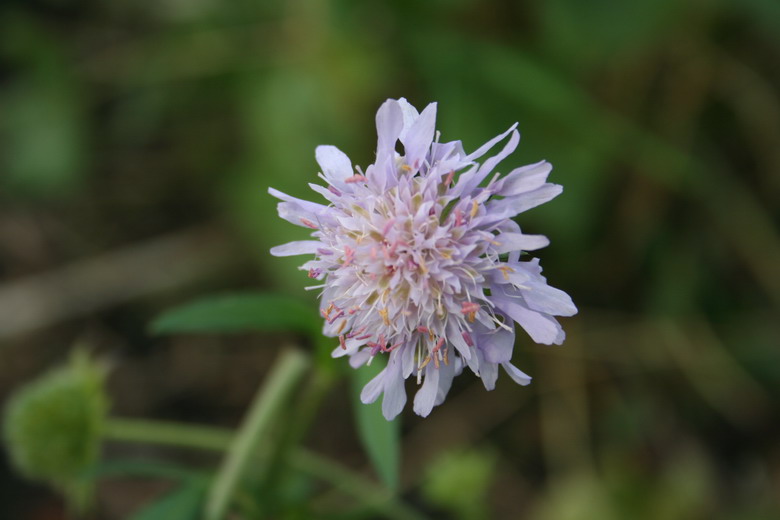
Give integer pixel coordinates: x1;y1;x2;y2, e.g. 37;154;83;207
345;174;367;183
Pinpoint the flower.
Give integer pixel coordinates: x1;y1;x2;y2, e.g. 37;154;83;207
270;98;576;420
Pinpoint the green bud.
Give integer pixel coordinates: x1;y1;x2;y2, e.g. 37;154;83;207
3;350;108;509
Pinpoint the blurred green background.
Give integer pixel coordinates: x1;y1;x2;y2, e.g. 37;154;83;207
1;0;779;518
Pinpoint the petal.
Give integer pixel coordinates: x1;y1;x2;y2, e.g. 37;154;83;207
375;99;404;158
268;187;326;213
413;364;440;417
381;352;407;420
434;358;459;406
465;123;518;162
349;349;372;368
521;281;578;317
315;145;353;186
401;102;437;171
493;161;552;196
397;97;420;140
502;362;532;386
402;342;416;378
453;129;520;197
492;292;565;345
269;240;322;257
478;351;499;391
482;184;563;224
472;129;520;187
492;233;550;254
360;367;386;404
331;337;362;358
446;319;472;360
478;326;515;364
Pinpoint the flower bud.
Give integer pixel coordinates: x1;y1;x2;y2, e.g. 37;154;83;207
3;350;108;507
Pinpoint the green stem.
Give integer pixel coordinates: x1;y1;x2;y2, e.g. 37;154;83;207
104;418;231;451
292;450;427;520
205;348;309;520
102;418;425;519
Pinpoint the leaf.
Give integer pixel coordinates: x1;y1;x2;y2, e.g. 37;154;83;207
350;359;400;492
128;479;206;520
150;293;319;336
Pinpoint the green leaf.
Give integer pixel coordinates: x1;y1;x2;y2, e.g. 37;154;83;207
128;479;206;520
350;359;400;492
150;293;319;336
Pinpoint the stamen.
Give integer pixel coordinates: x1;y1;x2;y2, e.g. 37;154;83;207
335;319;347;334
342;246;355;267
301;218;318;229
461;301;480;315
470;200;479;218
378;308;391;326
339;335;347;349
327;185;342;196
382;218;396;236
345;174;367;183
454;209;463;227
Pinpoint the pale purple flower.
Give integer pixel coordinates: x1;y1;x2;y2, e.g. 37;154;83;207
270;98;576;420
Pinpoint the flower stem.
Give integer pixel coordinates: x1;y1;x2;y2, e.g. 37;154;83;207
103;416;425;520
104;418;231;451
205;348;310;520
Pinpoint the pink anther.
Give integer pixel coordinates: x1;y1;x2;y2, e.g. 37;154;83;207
344;174;367;183
300;218;318;229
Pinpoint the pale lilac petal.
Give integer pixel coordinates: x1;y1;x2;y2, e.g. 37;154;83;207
402;340;416;378
478;326;515;364
492;161;552;196
413;364;440;417
315;145;353;186
434;358;460;406
521;281;578;317
493;233;550;254
397;97;420;140
268;187;327;213
478;351;499;391
446;320;472;360
402;102;437;170
457;129;520;196
375;99;404;158
492;294;565;345
482;184;563;223
502;362;532;386
270;241;322;257
349;349;372;368
381;353;407;420
360;368;386;404
465;123;518;162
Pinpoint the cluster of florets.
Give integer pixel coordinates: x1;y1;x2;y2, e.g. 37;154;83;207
271;98;576;419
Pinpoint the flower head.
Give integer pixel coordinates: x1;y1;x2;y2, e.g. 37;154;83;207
270;98;576;419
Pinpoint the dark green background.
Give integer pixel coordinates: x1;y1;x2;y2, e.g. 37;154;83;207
1;0;779;518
